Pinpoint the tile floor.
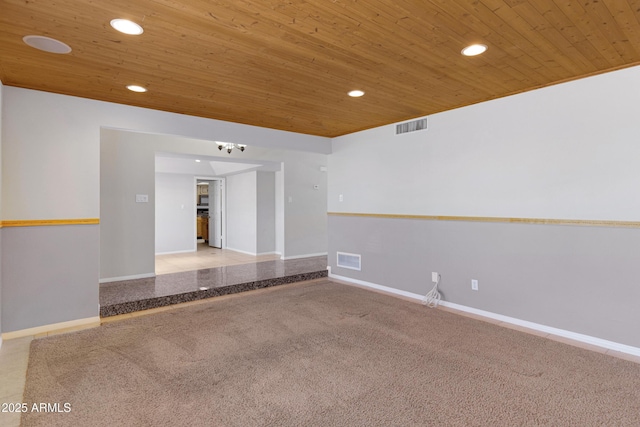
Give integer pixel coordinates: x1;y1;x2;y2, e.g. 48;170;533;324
0;336;33;427
155;243;281;275
100;256;329;316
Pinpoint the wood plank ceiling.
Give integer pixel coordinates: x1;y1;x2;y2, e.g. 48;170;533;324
1;0;639;137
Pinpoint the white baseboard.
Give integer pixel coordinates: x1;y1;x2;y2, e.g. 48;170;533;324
2;316;101;340
155;249;196;255
225;249;281;256
99;272;156;283
225;247;257;256
282;252;328;260
328;270;640;357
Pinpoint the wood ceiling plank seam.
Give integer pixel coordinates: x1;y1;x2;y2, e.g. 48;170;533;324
296;1;526;96
552;0;628;67
628;0;640;27
314;0;517;81
272;1;471;69
533;0;615;70
584;1;640;63
493;62;538;86
429;0;557;79
143;9;387;84
515;1;603;73
478;0;585;78
260;3;472;77
395;1;569;91
604;0;640;49
199;8;516;110
388;10;548;95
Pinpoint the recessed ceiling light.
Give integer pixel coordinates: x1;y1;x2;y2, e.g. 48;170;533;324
127;85;147;93
22;35;72;54
195;159;201;162
110;19;144;35
461;44;488;56
348;90;365;97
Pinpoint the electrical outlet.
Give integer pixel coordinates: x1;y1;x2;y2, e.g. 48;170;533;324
471;279;478;291
432;272;439;282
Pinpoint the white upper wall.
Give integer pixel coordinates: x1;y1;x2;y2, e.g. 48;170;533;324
329;65;640;221
256;171;276;254
2;87;330;220
226;171;258;254
155;173;197;254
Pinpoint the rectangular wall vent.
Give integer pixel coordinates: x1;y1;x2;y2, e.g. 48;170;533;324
337;252;361;271
396;118;428;135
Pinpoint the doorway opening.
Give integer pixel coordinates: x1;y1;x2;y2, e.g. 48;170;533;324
153;152;284;276
196;178;224;249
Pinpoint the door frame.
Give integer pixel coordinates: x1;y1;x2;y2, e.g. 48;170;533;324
195;176;226;249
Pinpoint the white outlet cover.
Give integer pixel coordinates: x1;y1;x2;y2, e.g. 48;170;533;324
471;279;479;290
135;194;149;203
432;272;438;282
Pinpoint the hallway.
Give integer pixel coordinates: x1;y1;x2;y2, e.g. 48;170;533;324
156;243;281;275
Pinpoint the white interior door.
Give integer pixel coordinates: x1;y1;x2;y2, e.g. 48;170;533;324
209;180;222;248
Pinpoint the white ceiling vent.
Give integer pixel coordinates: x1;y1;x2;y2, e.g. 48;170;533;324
396;118;427;135
337;252;361;271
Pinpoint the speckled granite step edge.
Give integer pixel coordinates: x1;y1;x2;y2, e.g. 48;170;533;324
99;270;328;317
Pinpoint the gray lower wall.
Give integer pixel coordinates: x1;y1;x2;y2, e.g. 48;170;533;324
1;224;99;332
0;230;3;335
328;215;640;348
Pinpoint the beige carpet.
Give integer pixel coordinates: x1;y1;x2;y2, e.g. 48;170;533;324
21;280;640;426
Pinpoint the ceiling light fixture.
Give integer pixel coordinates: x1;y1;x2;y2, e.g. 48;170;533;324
216;141;247;154
126;85;147;93
348;90;365;97
110;19;144;35
22;35;72;54
461;44;488;56
195;159;201;162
